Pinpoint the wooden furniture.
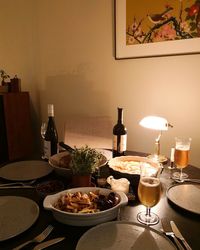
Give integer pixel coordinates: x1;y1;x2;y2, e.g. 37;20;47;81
0;92;33;162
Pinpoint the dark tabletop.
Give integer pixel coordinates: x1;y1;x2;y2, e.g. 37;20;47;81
0;151;200;250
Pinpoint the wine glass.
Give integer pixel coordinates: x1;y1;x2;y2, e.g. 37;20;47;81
41;122;47;159
137;163;162;226
41;122;47;139
173;137;192;182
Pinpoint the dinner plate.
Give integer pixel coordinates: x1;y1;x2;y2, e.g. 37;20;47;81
0;160;53;181
166;183;200;214
76;221;176;250
0;196;39;241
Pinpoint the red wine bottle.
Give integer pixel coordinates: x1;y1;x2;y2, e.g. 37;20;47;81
44;104;58;159
113;107;127;157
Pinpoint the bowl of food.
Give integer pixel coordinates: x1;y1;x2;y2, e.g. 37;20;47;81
43;187;128;226
108;155;161;187
49;150;108;178
49;151;72;178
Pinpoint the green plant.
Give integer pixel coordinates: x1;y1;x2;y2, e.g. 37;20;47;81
71;145;102;175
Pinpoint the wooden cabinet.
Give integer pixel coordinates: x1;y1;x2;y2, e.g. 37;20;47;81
0;92;33;163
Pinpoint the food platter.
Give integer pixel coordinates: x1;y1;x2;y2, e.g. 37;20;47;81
0;160;53;181
166;183;200;215
0;196;39;241
108;156;160;185
108;156;160;175
76;221;176;250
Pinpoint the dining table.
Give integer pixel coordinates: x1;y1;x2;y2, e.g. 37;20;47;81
0;150;199;250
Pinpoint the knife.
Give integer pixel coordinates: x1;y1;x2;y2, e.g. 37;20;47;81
170;221;192;250
33;237;65;250
161;219;184;250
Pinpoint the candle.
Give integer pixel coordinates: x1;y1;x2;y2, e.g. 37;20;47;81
170;148;175;162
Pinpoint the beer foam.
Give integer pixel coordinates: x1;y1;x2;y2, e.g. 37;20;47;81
176;145;190;150
140;177;160;187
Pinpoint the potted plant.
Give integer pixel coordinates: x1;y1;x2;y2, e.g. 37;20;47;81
0;69;10;92
71;145;102;187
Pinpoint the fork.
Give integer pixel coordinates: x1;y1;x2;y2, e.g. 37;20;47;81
172;177;200;184
0;179;37;187
13;225;54;250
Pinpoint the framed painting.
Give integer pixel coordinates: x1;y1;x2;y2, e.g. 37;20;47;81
115;0;200;59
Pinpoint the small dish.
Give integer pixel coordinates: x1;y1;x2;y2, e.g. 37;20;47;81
36;180;65;199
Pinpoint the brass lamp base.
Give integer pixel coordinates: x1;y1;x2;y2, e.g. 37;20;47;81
147;154;168;163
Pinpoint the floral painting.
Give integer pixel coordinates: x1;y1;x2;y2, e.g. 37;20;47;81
126;0;200;45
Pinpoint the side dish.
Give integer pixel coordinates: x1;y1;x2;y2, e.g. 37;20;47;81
54;190;119;214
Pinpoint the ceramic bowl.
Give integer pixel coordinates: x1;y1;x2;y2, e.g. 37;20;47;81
49;151;72;178
43;187;128;226
49;151;108;178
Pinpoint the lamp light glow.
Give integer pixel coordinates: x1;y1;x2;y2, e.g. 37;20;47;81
139;116;169;131
139;115;173;163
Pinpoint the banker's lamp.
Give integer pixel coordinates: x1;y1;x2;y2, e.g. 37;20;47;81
139;116;173;163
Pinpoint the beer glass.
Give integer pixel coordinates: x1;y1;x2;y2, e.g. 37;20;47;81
173;137;192;182
137;163;162;225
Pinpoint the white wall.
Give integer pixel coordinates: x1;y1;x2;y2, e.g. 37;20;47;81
0;0;200;166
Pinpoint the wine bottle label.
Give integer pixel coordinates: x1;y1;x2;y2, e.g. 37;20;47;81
44;140;51;159
48;104;54;117
113;134;127;152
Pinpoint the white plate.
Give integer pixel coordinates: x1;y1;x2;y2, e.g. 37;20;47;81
76;221;176;250
0;196;39;241
0;160;53;181
166;183;200;214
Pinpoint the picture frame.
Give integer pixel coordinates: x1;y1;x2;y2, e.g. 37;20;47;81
114;0;200;59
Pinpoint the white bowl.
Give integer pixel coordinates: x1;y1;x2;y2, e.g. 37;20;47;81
49;151;72;178
43;187;128;226
49;151;108;178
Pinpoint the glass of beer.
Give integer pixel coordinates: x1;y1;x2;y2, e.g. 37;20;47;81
173;137;192;182
137;163;162;225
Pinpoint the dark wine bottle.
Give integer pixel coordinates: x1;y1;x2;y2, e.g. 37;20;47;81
43;104;58;159
113;107;127;157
